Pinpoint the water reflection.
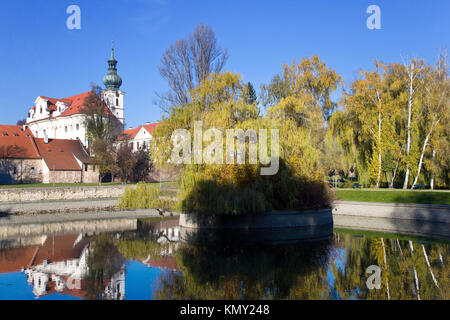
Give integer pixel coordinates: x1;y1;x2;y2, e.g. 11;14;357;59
0;218;448;300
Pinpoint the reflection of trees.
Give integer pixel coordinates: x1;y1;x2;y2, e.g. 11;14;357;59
85;234;125;300
155;241;333;300
332;232;449;300
115;221;175;261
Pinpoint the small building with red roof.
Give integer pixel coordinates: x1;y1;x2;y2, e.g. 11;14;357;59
0;125;98;184
0;125;43;184
120;122;160;152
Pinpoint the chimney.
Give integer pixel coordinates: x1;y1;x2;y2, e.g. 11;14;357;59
22;125;28;131
145;122;150;125
128;127;132;130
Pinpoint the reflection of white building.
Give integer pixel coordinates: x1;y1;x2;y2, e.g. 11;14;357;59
24;234;90;298
103;266;126;300
141;220;180;272
20;233;125;299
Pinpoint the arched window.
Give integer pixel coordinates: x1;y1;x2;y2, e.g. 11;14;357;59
76;124;79;130
116;99;119;106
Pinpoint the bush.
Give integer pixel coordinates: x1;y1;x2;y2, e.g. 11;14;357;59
118;183;176;210
178;159;333;215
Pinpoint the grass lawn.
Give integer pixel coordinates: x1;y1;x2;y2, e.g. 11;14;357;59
335;189;450;205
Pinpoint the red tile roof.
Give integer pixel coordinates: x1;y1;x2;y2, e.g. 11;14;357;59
0;136;41;159
145;256;178;271
31;234;88;267
34;138;90;171
120;123;160;140
0;125;39;159
0;246;39;274
58;92;93;117
0;127;92;169
28;91;115;123
0;125;34;138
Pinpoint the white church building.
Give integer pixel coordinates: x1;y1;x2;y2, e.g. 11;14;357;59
25;45;125;148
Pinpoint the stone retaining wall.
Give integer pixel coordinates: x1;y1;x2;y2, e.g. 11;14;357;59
333;201;450;223
333;201;450;239
179;209;333;229
0;185;134;202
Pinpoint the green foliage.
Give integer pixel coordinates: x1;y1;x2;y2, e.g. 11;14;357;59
131;149;152;182
335;189;450;205
116;239;169;261
150;66;337;215
331;55;449;189
178;160;333;215
244;82;257;105
118;182;176;209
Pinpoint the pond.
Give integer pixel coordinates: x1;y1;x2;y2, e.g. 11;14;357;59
0;217;448;300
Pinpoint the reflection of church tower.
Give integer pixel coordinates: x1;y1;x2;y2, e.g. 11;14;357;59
102;41;125;125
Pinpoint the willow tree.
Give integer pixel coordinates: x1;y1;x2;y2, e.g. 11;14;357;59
261;55;342;120
411;53;449;188
400;59;428;189
341;61;398;188
261;55;342;179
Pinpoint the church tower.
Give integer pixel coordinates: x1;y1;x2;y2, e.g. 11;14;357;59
102;42;125;125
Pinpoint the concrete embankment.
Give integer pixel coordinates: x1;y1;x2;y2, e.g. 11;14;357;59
333;201;450;239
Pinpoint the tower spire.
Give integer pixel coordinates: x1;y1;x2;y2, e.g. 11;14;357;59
110;39;115;60
103;41;122;91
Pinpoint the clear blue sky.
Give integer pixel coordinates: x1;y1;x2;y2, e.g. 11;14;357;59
0;0;448;128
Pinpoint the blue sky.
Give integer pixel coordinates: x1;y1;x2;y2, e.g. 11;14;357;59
0;0;448;128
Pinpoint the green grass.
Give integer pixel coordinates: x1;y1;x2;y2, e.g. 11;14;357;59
335;189;450;205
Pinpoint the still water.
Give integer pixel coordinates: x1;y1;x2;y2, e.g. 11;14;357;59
0;217;448;300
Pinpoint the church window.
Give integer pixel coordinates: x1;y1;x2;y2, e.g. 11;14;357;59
116;99;119;106
65;126;68;133
40;107;42;114
76;124;79;130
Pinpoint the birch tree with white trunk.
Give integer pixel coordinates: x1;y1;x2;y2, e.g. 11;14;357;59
401;59;426;189
411;53;449;189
